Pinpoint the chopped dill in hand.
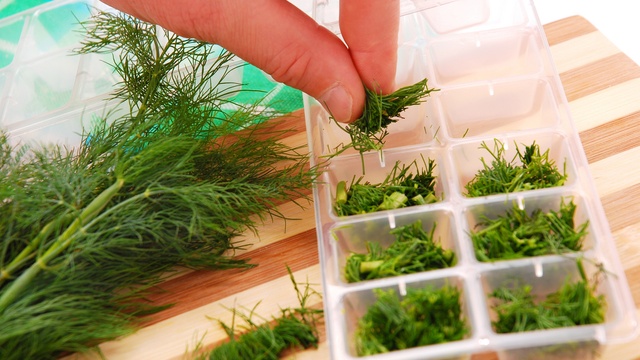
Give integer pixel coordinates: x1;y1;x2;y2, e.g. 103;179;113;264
355;285;468;356
491;260;606;334
465;140;567;197
471;198;588;262
334;157;438;216
330;79;438;158
345;220;455;283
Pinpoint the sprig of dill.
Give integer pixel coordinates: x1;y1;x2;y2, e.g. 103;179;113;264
334;157;438;216
0;11;317;360
491;260;606;334
345;220;455;283
465;140;567;197
194;268;323;360
471;198;588;262
355;285;468;356
329;79;438;158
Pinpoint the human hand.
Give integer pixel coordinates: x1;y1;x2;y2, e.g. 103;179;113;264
99;0;400;123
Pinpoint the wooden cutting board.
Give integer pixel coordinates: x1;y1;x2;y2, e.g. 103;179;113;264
67;16;640;360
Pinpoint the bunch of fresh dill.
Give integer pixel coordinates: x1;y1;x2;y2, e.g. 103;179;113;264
471;198;588;262
465;140;567;197
0;11;317;360
355;285;468;356
491;260;606;333
334;157;438;216
345;220;455;282
330;79;438;157
193;268;323;360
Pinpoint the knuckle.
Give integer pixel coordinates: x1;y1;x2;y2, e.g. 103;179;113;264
264;44;314;91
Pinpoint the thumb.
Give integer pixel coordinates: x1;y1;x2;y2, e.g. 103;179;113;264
100;0;365;122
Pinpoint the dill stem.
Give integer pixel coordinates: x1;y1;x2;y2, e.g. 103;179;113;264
0;178;124;314
360;260;384;274
0;214;74;286
134;33;174;122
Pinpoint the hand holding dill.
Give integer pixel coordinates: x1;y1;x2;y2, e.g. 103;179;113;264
330;79;438;157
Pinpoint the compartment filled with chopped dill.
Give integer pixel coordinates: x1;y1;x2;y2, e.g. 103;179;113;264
351;283;468;356
333;157;439;216
344;219;456;283
469;197;589;262
464;139;567;197
489;260;607;334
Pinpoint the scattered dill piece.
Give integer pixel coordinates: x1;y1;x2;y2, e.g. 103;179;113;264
329;79;438;158
491;260;606;334
465;140;567;197
345;220;455;283
196;268;323;360
471;198;588;262
334;157;438;216
355;285;468;356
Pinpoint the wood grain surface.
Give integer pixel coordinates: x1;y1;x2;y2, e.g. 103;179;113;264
67;16;640;360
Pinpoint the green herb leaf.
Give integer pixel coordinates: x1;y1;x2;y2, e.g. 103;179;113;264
193;267;323;360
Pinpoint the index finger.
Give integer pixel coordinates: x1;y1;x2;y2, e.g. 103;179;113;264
339;0;400;94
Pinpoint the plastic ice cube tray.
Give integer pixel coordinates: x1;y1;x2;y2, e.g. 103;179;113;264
303;0;639;359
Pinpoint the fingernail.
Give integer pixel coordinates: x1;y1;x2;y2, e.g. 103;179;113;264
319;83;353;122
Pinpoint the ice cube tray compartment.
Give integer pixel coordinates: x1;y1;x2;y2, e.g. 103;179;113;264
417;0;527;35
330;207;460;285
323;146;447;216
306;0;638;358
449;131;578;199
336;275;476;360
436;78;561;139
462;191;598;262
427;28;544;86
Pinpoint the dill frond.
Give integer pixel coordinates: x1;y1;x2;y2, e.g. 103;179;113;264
195;267;323;360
